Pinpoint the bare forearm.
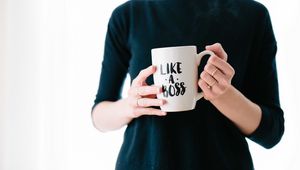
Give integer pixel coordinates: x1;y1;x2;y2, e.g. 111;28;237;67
211;85;262;135
91;66;167;133
92;99;132;132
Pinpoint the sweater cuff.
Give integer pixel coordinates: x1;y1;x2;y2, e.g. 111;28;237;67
247;105;282;149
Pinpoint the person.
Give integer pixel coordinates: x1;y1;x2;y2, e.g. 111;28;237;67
91;0;285;169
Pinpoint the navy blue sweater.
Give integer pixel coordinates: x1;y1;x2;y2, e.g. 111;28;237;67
93;0;284;169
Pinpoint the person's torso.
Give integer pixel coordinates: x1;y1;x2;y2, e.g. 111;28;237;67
115;0;264;169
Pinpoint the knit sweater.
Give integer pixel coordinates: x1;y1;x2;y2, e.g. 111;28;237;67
93;0;284;169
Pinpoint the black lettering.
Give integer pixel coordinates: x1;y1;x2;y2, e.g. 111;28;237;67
169;85;176;97
161;81;186;98
177;62;182;74
170;62;176;74
175;82;181;96
180;82;186;95
162;85;168;97
166;63;170;74
168;75;175;84
160;64;166;75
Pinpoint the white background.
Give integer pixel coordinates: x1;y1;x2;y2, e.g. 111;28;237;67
0;0;299;170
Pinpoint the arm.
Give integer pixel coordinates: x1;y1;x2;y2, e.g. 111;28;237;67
199;41;284;149
92;66;166;132
92;100;131;132
92;5;165;132
210;85;262;136
240;9;284;148
199;43;261;135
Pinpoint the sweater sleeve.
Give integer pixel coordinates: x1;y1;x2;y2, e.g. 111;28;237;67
92;3;131;111
243;7;284;149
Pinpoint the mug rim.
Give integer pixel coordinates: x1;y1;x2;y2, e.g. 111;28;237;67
151;45;196;52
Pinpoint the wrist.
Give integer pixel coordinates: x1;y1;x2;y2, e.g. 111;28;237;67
210;85;236;103
118;98;135;121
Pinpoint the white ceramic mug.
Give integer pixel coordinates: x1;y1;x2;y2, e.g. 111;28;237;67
151;46;214;112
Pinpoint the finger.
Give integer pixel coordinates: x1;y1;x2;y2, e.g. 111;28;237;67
211;83;226;95
208;55;235;76
205;43;228;61
129;86;162;96
137;98;166;107
198;79;213;100
204;64;222;77
133;107;167;117
132;65;156;86
204;63;226;84
200;71;218;86
145;94;157;99
204;63;225;79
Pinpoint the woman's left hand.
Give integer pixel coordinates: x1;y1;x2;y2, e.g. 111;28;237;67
198;43;235;101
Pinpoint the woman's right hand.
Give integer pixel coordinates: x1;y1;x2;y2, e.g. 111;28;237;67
125;65;167;119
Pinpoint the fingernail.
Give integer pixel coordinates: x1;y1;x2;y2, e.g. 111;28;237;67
161;112;167;116
158;87;163;93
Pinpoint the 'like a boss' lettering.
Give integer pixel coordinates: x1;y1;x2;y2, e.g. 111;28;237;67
160;62;186;97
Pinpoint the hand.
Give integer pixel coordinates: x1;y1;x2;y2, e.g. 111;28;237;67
125;65;167;118
198;43;235;101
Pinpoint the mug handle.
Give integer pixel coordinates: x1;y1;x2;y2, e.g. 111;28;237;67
195;50;215;101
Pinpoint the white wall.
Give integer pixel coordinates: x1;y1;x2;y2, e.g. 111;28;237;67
0;0;299;170
0;0;125;170
0;0;8;168
1;0;44;169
